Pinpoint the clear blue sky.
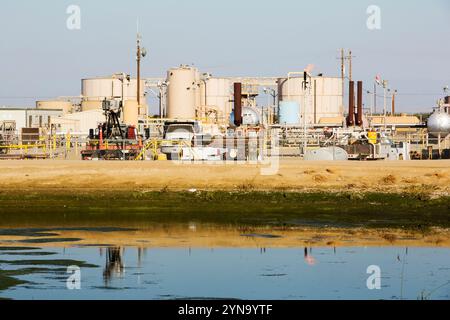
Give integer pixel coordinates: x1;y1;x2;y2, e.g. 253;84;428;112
0;0;449;113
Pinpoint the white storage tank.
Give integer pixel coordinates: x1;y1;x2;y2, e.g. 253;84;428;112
278;76;343;125
205;78;232;118
166;66;199;119
36;100;72;114
81;76;145;102
123;100;139;126
428;110;450;137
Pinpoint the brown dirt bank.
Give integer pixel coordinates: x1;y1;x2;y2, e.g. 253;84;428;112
0;160;449;196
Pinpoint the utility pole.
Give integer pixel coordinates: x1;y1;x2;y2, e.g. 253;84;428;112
348;50;353;82
137;31;141;107
340;49;345;105
383;80;388;130
136;21;147;112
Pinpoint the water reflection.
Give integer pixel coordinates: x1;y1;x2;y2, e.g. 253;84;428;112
0;245;448;300
103;247;125;285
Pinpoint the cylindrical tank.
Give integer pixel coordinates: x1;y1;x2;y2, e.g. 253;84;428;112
205;78;232;117
81;77;145;102
279;101;300;125
81;101;103;112
279;76;343;124
427;110;450;137
36;101;72;114
123;101;139;126
166;66;199;119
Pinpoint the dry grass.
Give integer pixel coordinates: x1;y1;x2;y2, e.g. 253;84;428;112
381;175;397;184
313;174;328;183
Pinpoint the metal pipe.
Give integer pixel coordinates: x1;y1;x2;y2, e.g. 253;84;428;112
314;79;317;124
233;83;242;126
357;81;363;126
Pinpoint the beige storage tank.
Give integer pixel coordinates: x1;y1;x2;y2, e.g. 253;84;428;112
205;78;232;118
123;100;139;127
279;76;343;125
81;76;145;102
81;101;103;112
36;101;72;114
166;66;199;119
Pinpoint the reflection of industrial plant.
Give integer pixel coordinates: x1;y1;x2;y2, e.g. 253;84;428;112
103;247;125;285
1;36;449;161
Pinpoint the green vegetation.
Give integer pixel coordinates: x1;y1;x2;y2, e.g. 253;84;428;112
0;190;448;229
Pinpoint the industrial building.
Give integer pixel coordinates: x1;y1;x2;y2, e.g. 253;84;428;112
1;38;449;161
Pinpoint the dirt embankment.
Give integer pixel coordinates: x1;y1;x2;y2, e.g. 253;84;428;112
0;160;448;196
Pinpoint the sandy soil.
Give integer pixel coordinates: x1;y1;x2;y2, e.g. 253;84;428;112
0;159;448;195
0;225;448;249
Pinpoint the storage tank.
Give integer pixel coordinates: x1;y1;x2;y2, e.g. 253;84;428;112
81;77;145;102
279;76;343;124
166;66;199;119
304;147;348;161
36;101;72;114
81;101;103;112
205;78;232;118
427;110;450;137
279;101;300;125
123;100;139;126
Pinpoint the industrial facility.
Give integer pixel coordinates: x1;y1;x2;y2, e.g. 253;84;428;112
0;37;449;161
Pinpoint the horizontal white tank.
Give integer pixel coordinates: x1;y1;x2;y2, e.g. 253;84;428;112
279;77;343;125
81;77;145;102
304;147;348;161
166;66;199;119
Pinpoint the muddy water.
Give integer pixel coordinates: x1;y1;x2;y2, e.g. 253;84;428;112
0;242;449;300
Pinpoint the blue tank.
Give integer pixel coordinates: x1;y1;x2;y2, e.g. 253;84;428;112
279;101;300;125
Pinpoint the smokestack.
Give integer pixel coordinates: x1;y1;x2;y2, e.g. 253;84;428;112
392;93;396;116
347;81;355;126
356;81;363;126
233;83;242;127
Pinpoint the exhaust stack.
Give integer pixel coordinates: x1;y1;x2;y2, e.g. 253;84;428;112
233;83;243;127
347;81;355;126
356;81;363;126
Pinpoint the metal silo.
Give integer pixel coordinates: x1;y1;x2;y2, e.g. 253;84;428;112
166;66;199;119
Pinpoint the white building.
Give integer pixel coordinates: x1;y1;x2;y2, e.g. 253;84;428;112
0;107;63;133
